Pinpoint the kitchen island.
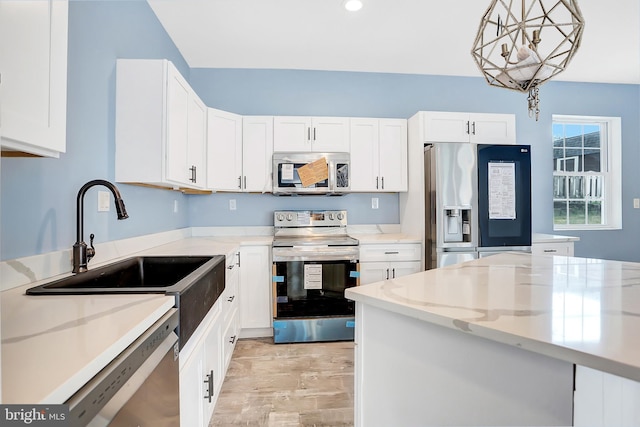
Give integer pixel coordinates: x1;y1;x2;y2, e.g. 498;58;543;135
345;252;640;427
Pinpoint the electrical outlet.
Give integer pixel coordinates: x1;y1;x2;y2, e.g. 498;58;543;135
173;200;179;213
371;197;379;209
229;199;237;211
98;191;110;212
634;198;640;209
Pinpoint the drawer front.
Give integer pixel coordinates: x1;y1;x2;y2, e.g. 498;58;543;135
532;242;573;256
359;243;421;262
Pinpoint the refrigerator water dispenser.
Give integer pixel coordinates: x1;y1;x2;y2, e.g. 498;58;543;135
443;208;472;243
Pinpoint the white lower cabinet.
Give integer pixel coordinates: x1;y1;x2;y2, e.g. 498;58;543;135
531;241;575;256
360;261;421;284
239;245;272;338
359;243;422;285
179;252;240;427
574;365;640;427
179;302;222;427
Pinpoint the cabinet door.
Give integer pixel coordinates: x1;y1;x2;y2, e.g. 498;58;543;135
359;262;392;285
273;116;312;152
202;313;222;425
207;108;243;191
180;344;205;427
239;246;272;330
378;119;408;191
311;117;350;152
469;113;516;145
0;0;68;157
187;94;207;188
389;261;422;279
423;112;470;143
165;67;191;185
350;118;380;191
349;118;380;191
242;116;274;192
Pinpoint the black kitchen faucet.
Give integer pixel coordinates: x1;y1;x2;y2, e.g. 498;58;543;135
72;179;128;273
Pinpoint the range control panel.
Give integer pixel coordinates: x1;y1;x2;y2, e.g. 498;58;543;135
274;210;348;228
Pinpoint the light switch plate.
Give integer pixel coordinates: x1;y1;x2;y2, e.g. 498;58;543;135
230;199;237;211
371;197;379;209
98;191;110;212
634;198;640;209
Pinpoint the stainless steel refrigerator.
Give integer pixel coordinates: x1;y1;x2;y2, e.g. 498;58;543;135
424;143;532;269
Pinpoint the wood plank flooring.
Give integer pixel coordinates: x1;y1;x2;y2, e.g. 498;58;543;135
209;338;354;427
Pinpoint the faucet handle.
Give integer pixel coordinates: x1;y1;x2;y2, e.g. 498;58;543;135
87;233;96;262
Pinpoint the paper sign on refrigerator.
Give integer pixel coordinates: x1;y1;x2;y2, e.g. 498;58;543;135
488;162;516;220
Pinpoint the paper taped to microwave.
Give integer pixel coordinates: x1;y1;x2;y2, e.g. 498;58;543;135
297;157;329;187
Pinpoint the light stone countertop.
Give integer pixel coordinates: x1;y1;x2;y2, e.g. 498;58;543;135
1;236;271;405
345;252;640;383
350;233;421;244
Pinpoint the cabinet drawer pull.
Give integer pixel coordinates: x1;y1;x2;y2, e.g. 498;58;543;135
471;121;476;135
381;176;384;189
384;251;400;254
386;269;389;280
376;177;379;189
229;335;237;344
238;176;242;189
392;268;396;278
227;295;235;302
543;249;557;253
189;165;197;183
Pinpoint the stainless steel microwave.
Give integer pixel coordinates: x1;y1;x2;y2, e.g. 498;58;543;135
272;152;350;195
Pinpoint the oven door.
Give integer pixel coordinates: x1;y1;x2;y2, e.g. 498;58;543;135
271;255;359;343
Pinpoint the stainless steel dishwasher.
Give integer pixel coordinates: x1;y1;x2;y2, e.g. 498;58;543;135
66;308;180;427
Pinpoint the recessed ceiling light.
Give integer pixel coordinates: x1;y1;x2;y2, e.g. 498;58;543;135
343;0;363;12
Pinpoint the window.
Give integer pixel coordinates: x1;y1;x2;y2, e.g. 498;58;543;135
552;115;621;230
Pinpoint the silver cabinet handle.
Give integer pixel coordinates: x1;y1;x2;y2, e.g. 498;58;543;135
386;268;389;280
243;176;247;190
543;249;557;253
204;370;214;402
189;166;197;183
381;177;384;189
229;335;237;344
384;251;399;255
466;121;470;135
307;127;311;141
471;121;476;135
238;176;242;189
313;127;316;141
392;268;396;278
236;252;241;267
376;177;379;189
227;295;235;302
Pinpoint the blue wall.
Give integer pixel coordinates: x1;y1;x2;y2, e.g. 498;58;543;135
2;1;639;262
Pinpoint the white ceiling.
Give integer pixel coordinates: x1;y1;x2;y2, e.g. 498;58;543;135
148;0;640;85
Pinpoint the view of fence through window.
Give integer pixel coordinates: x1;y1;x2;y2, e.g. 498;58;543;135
552;122;605;226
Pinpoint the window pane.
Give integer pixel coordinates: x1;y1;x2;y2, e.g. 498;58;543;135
565;149;583;171
554;201;568;224
565;124;582;140
584;128;600;148
568;176;584;199
583;149;601;172
591;176;603;198
553;124;564;147
588;201;602;225
569;201;586;224
553;148;564;171
553;176;566;198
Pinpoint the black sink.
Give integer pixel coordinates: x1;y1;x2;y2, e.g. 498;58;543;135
26;255;226;349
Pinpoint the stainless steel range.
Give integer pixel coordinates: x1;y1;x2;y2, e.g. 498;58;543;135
272;210;359;343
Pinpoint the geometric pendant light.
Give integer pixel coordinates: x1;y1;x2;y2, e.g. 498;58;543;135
471;0;585;120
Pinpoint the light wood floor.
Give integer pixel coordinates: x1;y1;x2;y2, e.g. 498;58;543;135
209;338;354;427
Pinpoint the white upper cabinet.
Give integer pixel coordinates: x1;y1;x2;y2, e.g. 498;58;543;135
242;116;274;192
0;0;68;157
208;113;273;192
423;111;516;145
115;59;208;191
207;108;243;191
350;118;407;192
273;116;349;152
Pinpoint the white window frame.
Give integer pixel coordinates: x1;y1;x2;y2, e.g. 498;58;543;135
552;115;621;231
